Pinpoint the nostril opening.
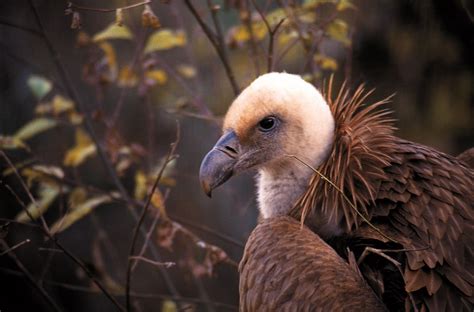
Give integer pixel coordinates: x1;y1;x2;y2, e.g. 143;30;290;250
225;146;237;154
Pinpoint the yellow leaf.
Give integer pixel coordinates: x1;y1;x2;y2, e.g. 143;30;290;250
52;95;74;115
21;165;64;188
227;22;267;45
145;70;168;85
161;300;177;312
151;189;166;217
63;129;97;167
265;9;287;26
93;23;133;42
326;19;350;46
99;42;118;77
116;8;124;26
118;65;138;87
68;187;88;209
13;118;57;141
176;64;196;78
15;185;60;223
134;170;147;200
50;195;112;234
314;54;339;71
68;111;84;125
0;135;27;150
303;0;335;9
336;0;355;11
144;29;186;54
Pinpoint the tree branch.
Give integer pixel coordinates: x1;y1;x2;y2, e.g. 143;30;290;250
125;122;180;312
68;0;151;13
184;0;240;96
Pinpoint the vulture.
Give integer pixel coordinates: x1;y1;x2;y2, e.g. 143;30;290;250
240;215;386;311
199;73;474;311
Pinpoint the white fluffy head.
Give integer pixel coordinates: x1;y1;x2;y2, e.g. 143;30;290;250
224;72;335;171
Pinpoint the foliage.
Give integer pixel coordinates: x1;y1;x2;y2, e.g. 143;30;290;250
0;0;357;311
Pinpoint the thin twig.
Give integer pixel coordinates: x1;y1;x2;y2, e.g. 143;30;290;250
1;151;126;312
0;19;43;37
184;0;240;96
0;239;63;312
249;0;285;73
0;267;239;311
125;122;181;312
129;256;175;268
132;189;170;272
27;0;182;302
241;1;261;76
68;0;151;13
0;239;31;256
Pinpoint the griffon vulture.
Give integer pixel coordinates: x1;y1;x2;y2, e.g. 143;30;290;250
199;73;473;311
240;216;386;311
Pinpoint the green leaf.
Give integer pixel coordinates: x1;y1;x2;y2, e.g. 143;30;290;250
13;118;57;141
144;29;186;54
27;75;52;100
15;185;60;223
50;195;112;234
93;23;133;42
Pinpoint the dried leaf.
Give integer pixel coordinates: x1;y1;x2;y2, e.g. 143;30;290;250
52;95;75;115
142;4;161;29
13;118;57;141
0;135;27;150
15;184;60;223
227;22;267;47
99;42;118;79
118;65;138;87
156;220;178;250
116;8;124;26
68;187;88;209
134;170;147;200
151;188;167;218
337;0;355;11
145;69;168;85
50;195;112;234
314;54;339;71
63;129;97;167
143;29;186;54
93;23;133;42
161;300;177;312
27;75;52;100
176;64;196;78
76;31;91;47
21;165;64;188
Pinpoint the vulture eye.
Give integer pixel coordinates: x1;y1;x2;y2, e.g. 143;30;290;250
258;117;277;132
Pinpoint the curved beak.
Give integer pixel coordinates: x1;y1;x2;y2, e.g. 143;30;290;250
199;131;240;197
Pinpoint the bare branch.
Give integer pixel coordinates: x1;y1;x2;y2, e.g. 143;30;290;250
125;122;181;312
68;0;151;13
184;0;240;96
0;239;31;256
129;256;175;268
0;239;63;312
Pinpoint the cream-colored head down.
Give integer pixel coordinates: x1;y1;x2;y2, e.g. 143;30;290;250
223;73;335;219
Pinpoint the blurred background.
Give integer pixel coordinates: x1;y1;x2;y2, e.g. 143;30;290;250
0;0;472;311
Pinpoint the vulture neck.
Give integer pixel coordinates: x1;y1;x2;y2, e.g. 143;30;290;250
257;161;315;219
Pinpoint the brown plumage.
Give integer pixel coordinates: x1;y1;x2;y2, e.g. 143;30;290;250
291;80;474;311
240;216;387;312
199;73;473;311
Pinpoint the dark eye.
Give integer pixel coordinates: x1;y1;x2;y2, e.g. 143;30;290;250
258;116;277;132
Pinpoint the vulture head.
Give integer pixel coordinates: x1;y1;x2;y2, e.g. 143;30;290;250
200;73;335;219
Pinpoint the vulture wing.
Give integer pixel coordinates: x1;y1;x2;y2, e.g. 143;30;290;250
239;216;387;311
291;82;474;311
457;147;474;168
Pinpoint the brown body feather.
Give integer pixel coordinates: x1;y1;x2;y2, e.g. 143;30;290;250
290;82;474;311
239;216;387;312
